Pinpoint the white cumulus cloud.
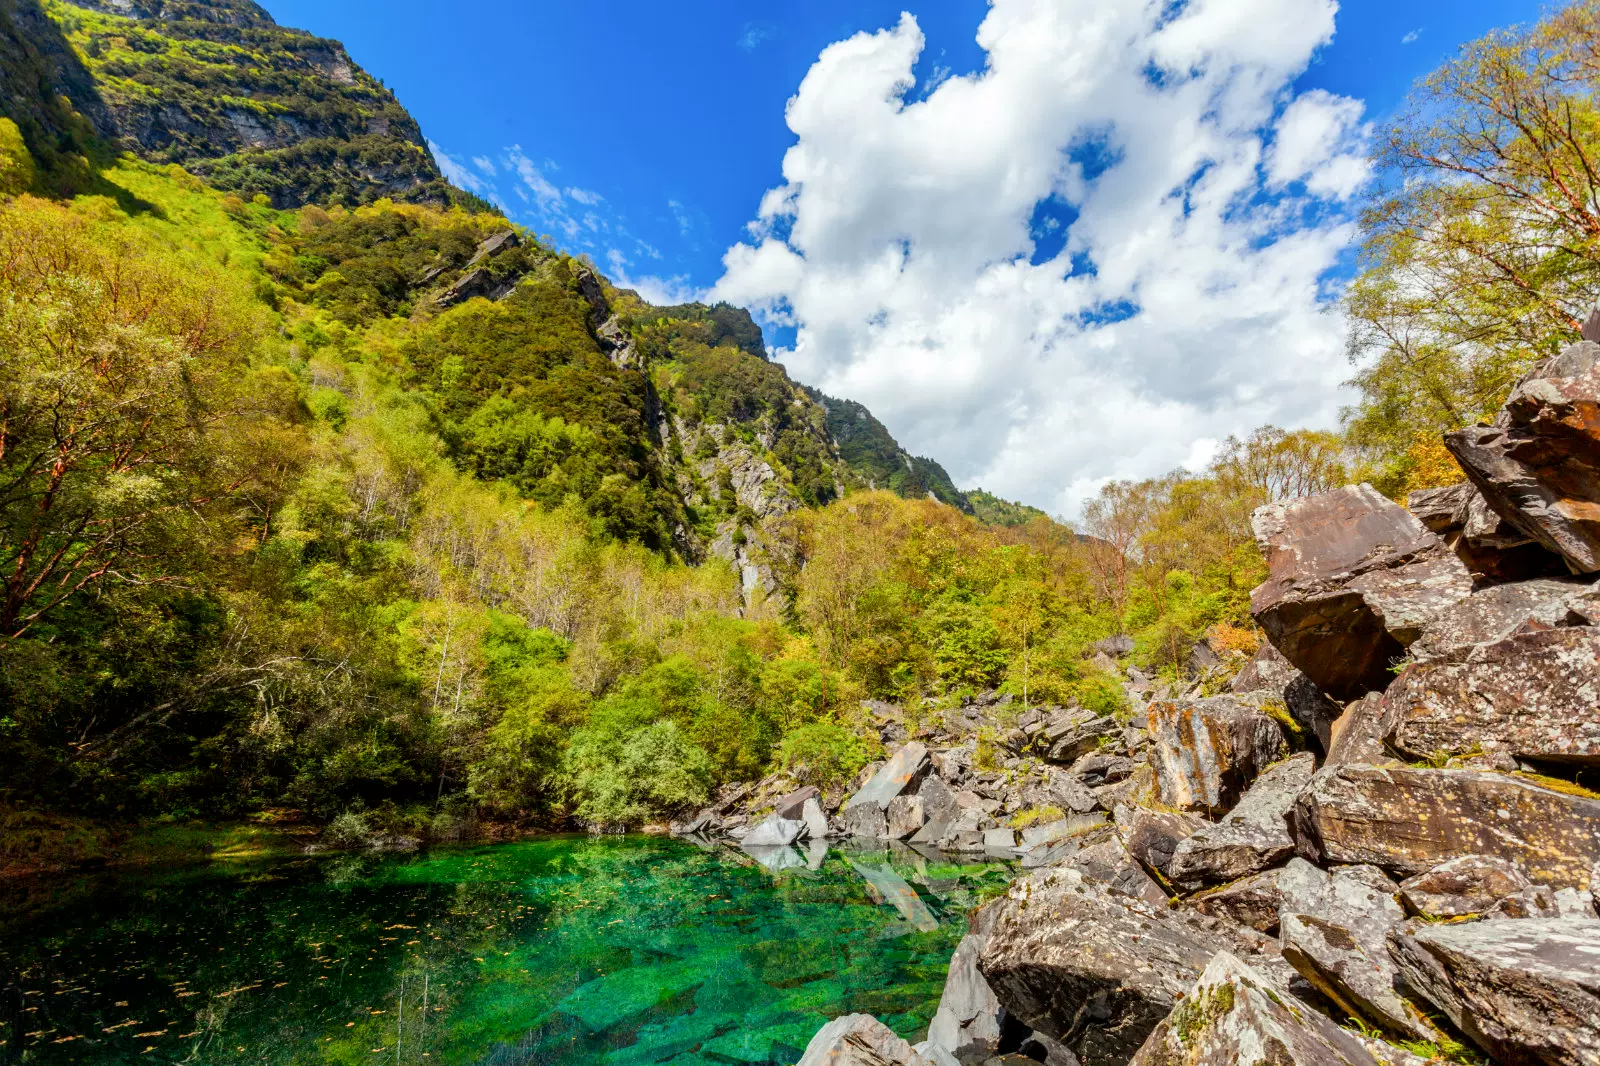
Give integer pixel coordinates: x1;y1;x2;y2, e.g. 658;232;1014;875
712;0;1371;517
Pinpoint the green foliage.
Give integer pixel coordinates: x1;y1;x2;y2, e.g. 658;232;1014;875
778;723;872;790
562;720;715;828
0;118;35;195
807;388;972;510
967;488;1050;527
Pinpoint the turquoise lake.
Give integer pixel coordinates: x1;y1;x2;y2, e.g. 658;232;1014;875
0;836;1010;1065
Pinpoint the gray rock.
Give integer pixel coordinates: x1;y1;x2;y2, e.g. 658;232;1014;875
1555;887;1599;919
918;774;961;826
983;827;1017;851
1384;627;1600;767
1063;838;1168;907
979;868;1289;1066
839;803;888;840
777;786;821;820
925;934;1007;1064
1445;339;1600;575
1490;884;1561;919
1293;764;1600;886
1188;869;1284;933
847;742;931;812
1043;769;1100;815
1250;484;1473;700
1408;480;1568;585
743;813;806;848
846;858;940;932
1229;641;1301;695
887;795;928;840
1398;855;1532;918
743;843;807;872
1113;805;1205;879
1274;858;1425;1039
1127;952;1414;1066
797;1013;932;1066
1146;695;1288;813
1168;753;1315;890
1038;709;1119;764
801;797;831;843
1091;635;1134;658
1389;917;1600;1066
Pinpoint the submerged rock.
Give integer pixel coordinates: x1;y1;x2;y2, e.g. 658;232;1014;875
1293;764;1600;886
1389;917;1600;1066
1250;484;1472;700
1146;695;1288;813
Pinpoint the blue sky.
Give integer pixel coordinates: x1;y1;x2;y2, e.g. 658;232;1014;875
262;0;1549;513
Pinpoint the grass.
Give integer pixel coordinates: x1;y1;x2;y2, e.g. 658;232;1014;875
1509;771;1600;800
1008;805;1065;830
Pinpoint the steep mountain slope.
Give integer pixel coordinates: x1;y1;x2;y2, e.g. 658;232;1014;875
804;388;972;512
3;0;463;206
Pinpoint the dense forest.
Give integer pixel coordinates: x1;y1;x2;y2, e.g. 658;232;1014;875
2;0;1596;865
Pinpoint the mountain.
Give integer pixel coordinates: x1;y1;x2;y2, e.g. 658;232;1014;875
966;488;1050;527
3;0;469;206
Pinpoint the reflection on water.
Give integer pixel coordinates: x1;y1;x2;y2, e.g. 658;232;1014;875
0;836;1010;1065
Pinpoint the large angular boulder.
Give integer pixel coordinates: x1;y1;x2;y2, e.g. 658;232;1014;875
1127;952;1420;1066
1229;640;1300;694
978;867;1286;1066
1062;837;1168;906
843;743;930;837
1408;480;1568;584
1383;626;1600;767
1324;693;1399;768
1167;753;1316;890
1294;765;1600;886
1188;869;1284;933
798;1013;931;1066
1408;576;1600;660
1445;339;1600;576
1146;696;1288;813
1398;855;1533;918
924;934;1011;1065
1037;708;1119;764
1113;805;1205;880
1250;484;1473;700
1389;918;1600;1066
743;812;806;847
1231;644;1342;753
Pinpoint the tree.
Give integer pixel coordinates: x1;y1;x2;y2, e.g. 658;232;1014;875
1347;1;1600;487
0;199;264;639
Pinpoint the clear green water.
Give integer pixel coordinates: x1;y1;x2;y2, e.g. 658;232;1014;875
0;836;1010;1066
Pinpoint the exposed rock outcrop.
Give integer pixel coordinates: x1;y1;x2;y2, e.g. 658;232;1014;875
1250;485;1473;699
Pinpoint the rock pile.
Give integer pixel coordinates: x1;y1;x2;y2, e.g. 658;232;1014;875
776;335;1600;1066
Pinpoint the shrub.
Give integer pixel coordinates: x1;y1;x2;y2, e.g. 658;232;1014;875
778;723;871;790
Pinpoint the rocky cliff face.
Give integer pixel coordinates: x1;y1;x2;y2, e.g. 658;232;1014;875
7;0;452;206
758;331;1600;1066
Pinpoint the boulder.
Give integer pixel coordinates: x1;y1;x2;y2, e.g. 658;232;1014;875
1092;635;1135;658
743;813;806;848
887;795;927;840
924;934;1011;1064
838;803;888;840
917;775;962;826
1389;917;1600;1066
1408;480;1568;584
1556;887;1599;918
1188;870;1284;933
1127;952;1422;1066
1113;805;1205;879
1044;769;1101;815
1229;641;1301;695
1038;709;1119;764
978;867;1286;1066
983;827;1018;852
1444;339;1600;575
797;1013;931;1066
1383;626;1600;767
1275;858;1425;1040
1062;838;1168;907
1408;576;1600;660
801;797;831;842
1490;884;1561;919
846;742;931;813
1250;484;1473;700
1294;765;1600;886
776;786;821;820
1398;855;1533;918
1324;693;1399;768
1146;696;1288;813
1167;753;1316;890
